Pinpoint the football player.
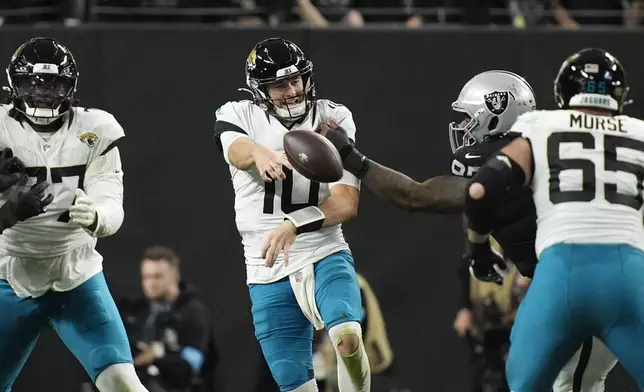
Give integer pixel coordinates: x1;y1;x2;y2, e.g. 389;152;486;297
214;38;370;392
321;70;536;280
323;69;617;391
464;48;641;390
0;37;148;391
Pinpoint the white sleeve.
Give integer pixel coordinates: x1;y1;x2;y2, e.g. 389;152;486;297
326;104;360;190
83;113;125;238
214;101;252;165
219;132;250;165
84;147;124;237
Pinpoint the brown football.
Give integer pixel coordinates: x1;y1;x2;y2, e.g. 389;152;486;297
283;130;344;183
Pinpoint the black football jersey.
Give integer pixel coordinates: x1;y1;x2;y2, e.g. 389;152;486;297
451;135;538;277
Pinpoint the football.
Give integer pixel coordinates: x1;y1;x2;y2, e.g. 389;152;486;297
283;130;344;183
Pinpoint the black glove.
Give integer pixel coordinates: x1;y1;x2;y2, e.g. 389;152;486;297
467;238;508;286
320;121;370;179
5;181;54;223
0;148;26;192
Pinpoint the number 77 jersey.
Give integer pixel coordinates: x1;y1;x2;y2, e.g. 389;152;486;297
214;99;360;285
510;110;644;257
0;105;125;258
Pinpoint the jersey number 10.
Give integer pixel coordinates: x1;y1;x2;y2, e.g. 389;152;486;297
547;132;644;209
263;169;320;214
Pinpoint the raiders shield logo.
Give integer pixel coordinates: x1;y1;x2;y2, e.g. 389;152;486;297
484;91;510;115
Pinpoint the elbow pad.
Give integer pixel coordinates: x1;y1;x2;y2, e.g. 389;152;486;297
465;153;525;233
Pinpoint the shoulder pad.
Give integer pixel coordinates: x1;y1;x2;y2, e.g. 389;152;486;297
514;110;543;125
72;108;125;155
0;105;11;118
317;99;356;141
215;100;255;131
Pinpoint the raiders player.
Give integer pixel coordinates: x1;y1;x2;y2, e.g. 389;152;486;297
0;38;148;391
214;38;370;392
321;70;537;279
448;70;537;280
448;70;617;392
323;69;617;391
464;48;639;390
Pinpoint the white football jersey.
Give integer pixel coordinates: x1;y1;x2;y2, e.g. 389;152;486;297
215;99;360;284
511;109;644;257
0;105;125;297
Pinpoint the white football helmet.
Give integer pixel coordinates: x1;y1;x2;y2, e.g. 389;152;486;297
449;70;536;153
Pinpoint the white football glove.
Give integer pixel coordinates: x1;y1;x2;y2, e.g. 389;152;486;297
69;189;98;229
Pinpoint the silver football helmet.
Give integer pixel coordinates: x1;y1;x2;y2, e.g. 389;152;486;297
448;70;536;153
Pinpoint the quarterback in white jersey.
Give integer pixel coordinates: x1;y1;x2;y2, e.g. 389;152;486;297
463;48;644;391
0;38;149;392
215;38;370;392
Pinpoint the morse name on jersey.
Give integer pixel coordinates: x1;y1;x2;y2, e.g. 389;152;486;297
570;113;626;132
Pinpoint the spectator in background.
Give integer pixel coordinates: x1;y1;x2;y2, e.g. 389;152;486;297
407;0;512;27
296;0;365;27
457;0;510;25
453;238;529;392
549;0;643;28
296;0;421;27
117;246;218;392
507;0;546;28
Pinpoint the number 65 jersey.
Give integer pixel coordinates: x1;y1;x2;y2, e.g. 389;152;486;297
0;105;125;259
510;110;644;257
215;99;360;285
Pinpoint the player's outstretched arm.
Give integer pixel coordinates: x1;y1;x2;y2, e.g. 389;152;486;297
226;137;293;182
321;124;467;213
361;161;468;213
226;137;258;170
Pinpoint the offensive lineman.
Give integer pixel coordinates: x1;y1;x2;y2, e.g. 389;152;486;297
0;38;149;391
322;69;617;391
464;48;644;390
214;38;370;392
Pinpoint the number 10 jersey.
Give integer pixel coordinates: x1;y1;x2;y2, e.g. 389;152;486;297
215;99;361;284
510;110;644;257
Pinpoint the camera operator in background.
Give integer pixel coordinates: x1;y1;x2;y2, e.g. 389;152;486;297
453;239;530;392
117;246;218;392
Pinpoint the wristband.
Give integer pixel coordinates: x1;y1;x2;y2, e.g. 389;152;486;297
285;206;325;234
